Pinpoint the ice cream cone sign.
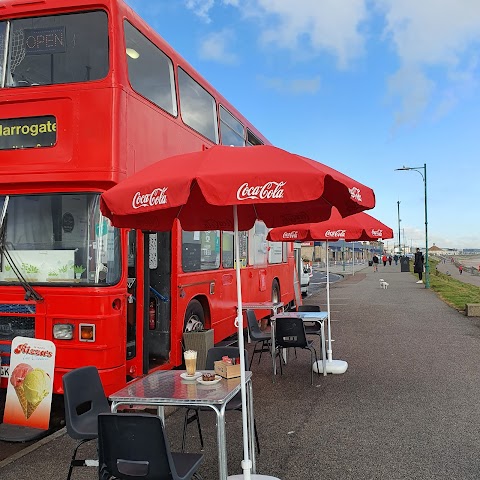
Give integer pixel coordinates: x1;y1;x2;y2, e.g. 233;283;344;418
3;337;55;430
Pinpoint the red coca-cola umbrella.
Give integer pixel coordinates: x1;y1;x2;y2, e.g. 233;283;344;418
267;209;393;375
266;208;393;243
100;144;375;480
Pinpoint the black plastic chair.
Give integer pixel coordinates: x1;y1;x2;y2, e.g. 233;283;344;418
246;309;272;368
275;317;319;385
62;365;111;480
98;412;204;480
182;346;260;454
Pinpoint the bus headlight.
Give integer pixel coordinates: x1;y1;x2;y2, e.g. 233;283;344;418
53;324;74;340
79;324;95;342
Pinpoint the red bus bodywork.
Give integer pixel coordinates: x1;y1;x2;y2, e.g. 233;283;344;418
0;0;296;395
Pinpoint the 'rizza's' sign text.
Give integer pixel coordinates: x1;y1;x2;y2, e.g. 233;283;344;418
0;116;57;150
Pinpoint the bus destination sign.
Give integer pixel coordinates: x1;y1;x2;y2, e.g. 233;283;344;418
24;27;66;55
0;116;57;150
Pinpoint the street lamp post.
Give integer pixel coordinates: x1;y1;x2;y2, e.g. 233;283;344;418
395;164;429;288
397;200;401;255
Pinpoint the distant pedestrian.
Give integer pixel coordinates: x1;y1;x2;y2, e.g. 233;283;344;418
414;248;424;283
372;254;379;272
388;255;392;266
393;254;399;265
382;254;387;267
459;265;463;275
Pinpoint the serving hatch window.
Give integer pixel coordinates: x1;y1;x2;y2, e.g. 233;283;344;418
182;230;220;272
1;10;108;88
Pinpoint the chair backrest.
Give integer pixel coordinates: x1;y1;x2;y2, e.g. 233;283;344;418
297;305;321;312
206;346;248;370
246;309;266;340
98;413;175;480
275;317;308;348
62;366;110;440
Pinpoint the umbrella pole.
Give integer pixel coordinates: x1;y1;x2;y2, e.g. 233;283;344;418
326;240;332;361
352;243;355;275
228;206;280;480
313;240;348;375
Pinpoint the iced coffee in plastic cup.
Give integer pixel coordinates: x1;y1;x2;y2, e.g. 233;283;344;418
184;350;197;376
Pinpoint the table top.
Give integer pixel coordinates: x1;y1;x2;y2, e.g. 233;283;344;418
242;301;284;310
271;311;328;321
109;370;252;406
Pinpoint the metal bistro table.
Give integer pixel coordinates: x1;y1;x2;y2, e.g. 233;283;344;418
241;301;284;343
270;311;328;381
109;369;255;480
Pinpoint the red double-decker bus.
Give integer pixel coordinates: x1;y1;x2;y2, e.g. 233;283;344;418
0;0;296;395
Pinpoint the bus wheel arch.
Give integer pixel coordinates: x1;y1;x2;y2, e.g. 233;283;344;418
183;297;210;332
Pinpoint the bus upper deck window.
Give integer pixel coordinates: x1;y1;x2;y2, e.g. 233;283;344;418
5;11;108;88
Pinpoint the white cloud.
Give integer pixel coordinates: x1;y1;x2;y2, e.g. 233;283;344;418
184;0;367;67
387;66;434;127
254;0;368;69
377;0;480;124
198;29;238;64
185;0;215;22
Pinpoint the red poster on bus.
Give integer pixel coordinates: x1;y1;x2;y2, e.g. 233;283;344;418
3;337;55;430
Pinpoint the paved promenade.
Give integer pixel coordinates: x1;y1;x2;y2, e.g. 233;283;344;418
2;264;480;479
435;258;480;288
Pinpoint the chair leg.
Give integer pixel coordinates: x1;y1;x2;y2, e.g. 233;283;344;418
195;411;204;450
250;346;257;369
258;342;264;364
254;419;261;454
67;438;95;480
182;408;204;452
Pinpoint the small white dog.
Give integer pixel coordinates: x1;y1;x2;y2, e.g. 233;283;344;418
380;280;389;289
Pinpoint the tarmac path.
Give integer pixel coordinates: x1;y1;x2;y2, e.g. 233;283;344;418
2;264;480;479
435;256;480;288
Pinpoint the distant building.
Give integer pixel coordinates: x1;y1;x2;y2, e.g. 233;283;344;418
428;244;459;256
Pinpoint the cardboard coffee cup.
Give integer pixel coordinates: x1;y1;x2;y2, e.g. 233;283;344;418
184;350;197;376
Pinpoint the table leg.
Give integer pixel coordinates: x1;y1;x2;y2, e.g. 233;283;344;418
157;406;165;425
213;405;228;480
271;319;276;383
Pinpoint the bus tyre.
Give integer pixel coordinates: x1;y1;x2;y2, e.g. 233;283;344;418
183;299;205;332
271;279;280;304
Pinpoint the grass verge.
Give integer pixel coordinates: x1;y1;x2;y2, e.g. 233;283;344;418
420;258;480;311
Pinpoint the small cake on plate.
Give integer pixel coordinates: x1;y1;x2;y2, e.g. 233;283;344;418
202;373;216;382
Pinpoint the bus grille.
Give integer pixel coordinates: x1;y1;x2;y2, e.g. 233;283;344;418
0;315;35;339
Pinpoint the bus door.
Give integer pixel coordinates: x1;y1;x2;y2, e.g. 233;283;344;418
126;230;138;377
145;232;171;372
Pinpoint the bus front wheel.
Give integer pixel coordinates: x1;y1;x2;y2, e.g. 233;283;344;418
183;299;205;332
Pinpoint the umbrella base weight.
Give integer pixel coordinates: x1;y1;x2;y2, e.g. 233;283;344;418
228;476;281;479
313;359;348;374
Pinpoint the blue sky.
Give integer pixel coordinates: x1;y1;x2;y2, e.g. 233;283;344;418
125;0;480;250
